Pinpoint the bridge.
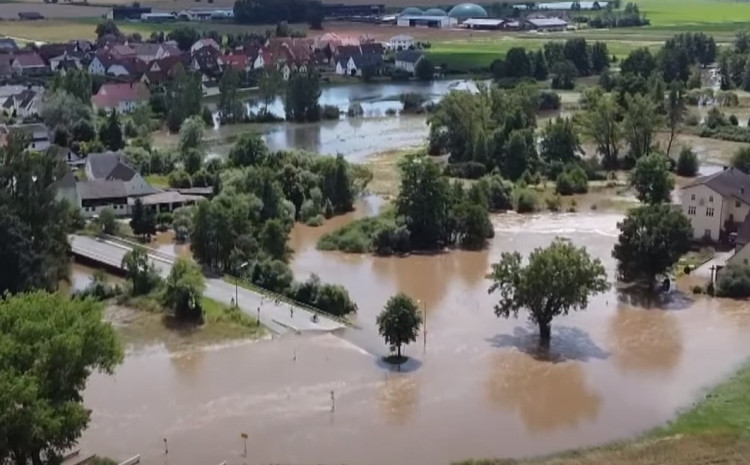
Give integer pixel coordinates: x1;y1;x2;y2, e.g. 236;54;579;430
70;234;347;334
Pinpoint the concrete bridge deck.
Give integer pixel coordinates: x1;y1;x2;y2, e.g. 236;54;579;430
70;235;347;335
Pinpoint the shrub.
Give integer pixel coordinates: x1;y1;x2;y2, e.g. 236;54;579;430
546;194;562;212
732;146;750;173
168;169;192;188
538;91;561;111
321;104;341;120
400;92;426;113
675;146;699;177
514;187;538;213
484;175;513;211
444;162;487;179
684;109;701;126
385;108;397;116
250;259;293;294
716;264;750;298
717;91;739;107
98;207;118;235
730;114;739;126
317;215;395;253
371;223;411;256
555;165;588;195
306;214;324;226
156;212;173;230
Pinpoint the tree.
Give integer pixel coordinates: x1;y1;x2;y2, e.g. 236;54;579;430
95;20;120;38
580;93;622;170
590;41;609;74
166;69;202;133
665;81;685;156
98;207;118;235
260;219;289;261
415;57;435;81
623;93;662;160
306;0;324;29
376;293;422;360
178;115;205;174
532;49;549;81
487;238;609;344
162;258;205;321
129;198;156;241
50;69;92;104
396;156;452;250
732;146;750;174
630;153;674;204
41;90;92;130
0;133;73;294
563;38;591;76
218;67;244;124
99;109;124;151
258;70;282;115
0;292;122;465
675;146;699;177
612;204;692;286
228;132;269;167
284;70;321;122
550;60;578;90
168;169;192;188
620;47;656;78
716;264;750;298
505;47;532;78
167;26;200;51
735;30;750;54
72;118;96;142
121;246;161;295
540;117;581;165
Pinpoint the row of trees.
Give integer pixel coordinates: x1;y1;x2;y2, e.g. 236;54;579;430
233;0;324;28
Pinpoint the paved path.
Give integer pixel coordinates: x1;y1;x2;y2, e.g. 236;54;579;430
70;235;346;334
694;250;735;280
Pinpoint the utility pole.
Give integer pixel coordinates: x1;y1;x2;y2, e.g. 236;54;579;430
235;261;249;308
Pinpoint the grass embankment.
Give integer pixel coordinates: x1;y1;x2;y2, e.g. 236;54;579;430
317;210;396;253
145;174;170;189
113;293;265;349
457;361;750;465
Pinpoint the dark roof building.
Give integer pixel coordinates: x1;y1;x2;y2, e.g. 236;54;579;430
85;151;130;180
395;50;424;64
683;168;750;206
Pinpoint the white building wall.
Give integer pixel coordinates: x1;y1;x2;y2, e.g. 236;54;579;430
681;184;724;241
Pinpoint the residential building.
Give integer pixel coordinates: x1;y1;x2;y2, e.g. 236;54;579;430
53;171;80;208
190;46;223;76
0;124;51;151
190;38;221;54
335;53;383;77
77;179;130;217
92;82;151;113
48;144;86;168
10;53;47;76
2;88;42;118
680;168;750;242
388;35;416;50
49;52;82;72
395;50;424;74
139;190;206;213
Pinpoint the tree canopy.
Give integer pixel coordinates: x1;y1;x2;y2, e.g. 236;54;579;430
487;238;609;343
630;153;675;204
162;258;205;321
376;293;423;359
0;292;122;465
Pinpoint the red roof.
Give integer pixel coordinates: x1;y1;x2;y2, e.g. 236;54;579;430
223;53;248;70
92;82;150;109
12;52;44;68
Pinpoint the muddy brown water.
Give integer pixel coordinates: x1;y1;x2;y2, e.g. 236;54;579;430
80;203;750;465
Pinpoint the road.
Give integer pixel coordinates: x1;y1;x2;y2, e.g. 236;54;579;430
70;235;346;334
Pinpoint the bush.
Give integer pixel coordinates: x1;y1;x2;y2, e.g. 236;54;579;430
400;92;426;113
546;194;562;212
444;162;487;179
555;165;588;195
730;114;739;126
306;214;324;226
513;187;538;213
168;169;192;188
732;146;750;173
675;146;699;177
250;259;293;294
317;214;395;253
321;104;341;120
371;223;411;256
385;108;397;116
717;91;739;107
484;175;513;211
98;207;118;235
716;264;750;298
347;102;364;118
156;212;173;230
691;284;703;294
538;91;561;111
684;109;701;126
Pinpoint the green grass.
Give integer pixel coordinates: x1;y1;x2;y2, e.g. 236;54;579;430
316;212;396;253
637;0;750;28
145;174;169;189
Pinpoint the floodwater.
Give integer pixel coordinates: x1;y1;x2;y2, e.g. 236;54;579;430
81;204;750;465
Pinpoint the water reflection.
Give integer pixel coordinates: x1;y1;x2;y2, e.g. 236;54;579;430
487;326;610;363
376;372;420;425
485;350;601;433
609;307;682;375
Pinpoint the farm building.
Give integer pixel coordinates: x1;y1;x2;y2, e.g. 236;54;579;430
141;12;177;22
526;17;568;30
106;6;152;20
397;15;455;27
462;18;504;29
388;34;416;50
448;3;488;20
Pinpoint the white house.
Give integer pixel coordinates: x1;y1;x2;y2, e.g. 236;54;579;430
190;38;220;54
394;50;424;75
680;168;750;242
88;55;107;75
0;124;51;151
92;82;151;114
388;35;415;51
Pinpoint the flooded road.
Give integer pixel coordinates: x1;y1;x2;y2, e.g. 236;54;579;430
81;208;750;465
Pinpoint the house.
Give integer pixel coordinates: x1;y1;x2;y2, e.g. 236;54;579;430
680;168;750;242
223;53;250;72
388;35;415;51
11;53;47;76
190;38;221;54
0;38;18;53
141;55;186;85
77;179;130;217
85;151;158;198
131;43;162;63
139;190;206;213
49;52;82;71
2;88;42;118
1;124;51;151
395;50;424;74
335;54;383;77
190;47;222;76
53;171;80;208
47;144;86;168
108;44;136;59
92;82;151;114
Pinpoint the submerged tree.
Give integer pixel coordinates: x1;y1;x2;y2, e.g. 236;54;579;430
487;238;609;344
376;293;423;360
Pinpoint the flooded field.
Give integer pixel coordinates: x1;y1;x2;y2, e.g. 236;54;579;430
80;207;750;465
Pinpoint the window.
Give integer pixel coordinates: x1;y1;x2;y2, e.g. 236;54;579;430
706;207;715;217
737;200;742;208
691;194;695;201
709;196;714;203
688;206;696;215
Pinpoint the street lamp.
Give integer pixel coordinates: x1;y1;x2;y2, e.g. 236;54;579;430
235;261;249;308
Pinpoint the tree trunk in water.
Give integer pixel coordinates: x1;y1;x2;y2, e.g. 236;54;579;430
538;321;551;346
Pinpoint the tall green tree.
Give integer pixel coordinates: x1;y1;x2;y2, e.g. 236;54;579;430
167;26;200;51
95;20;120;38
99;109;124;151
121;246;161;295
166;69;202;132
732;146;750;174
228;132;269;167
540;117;581;165
612;204;692;286
41;91;92;133
0;292;122;465
0;133;72;294
162;258;205;321
258;70;283;115
487;238;609;344
50;69;92;104
260;218;290;261
396;156;452;250
218;67;245;124
316;154;355;214
580;93;622;170
129;198;156;241
665;81;686;156
630;153;674;204
178;115;205;174
376;293;423;360
532;49;549;80
284;70;321;122
590;41;610;74
415;57;435;81
623;93;662;160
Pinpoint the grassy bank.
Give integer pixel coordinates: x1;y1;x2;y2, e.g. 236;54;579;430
317;212;396;253
456;360;750;465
